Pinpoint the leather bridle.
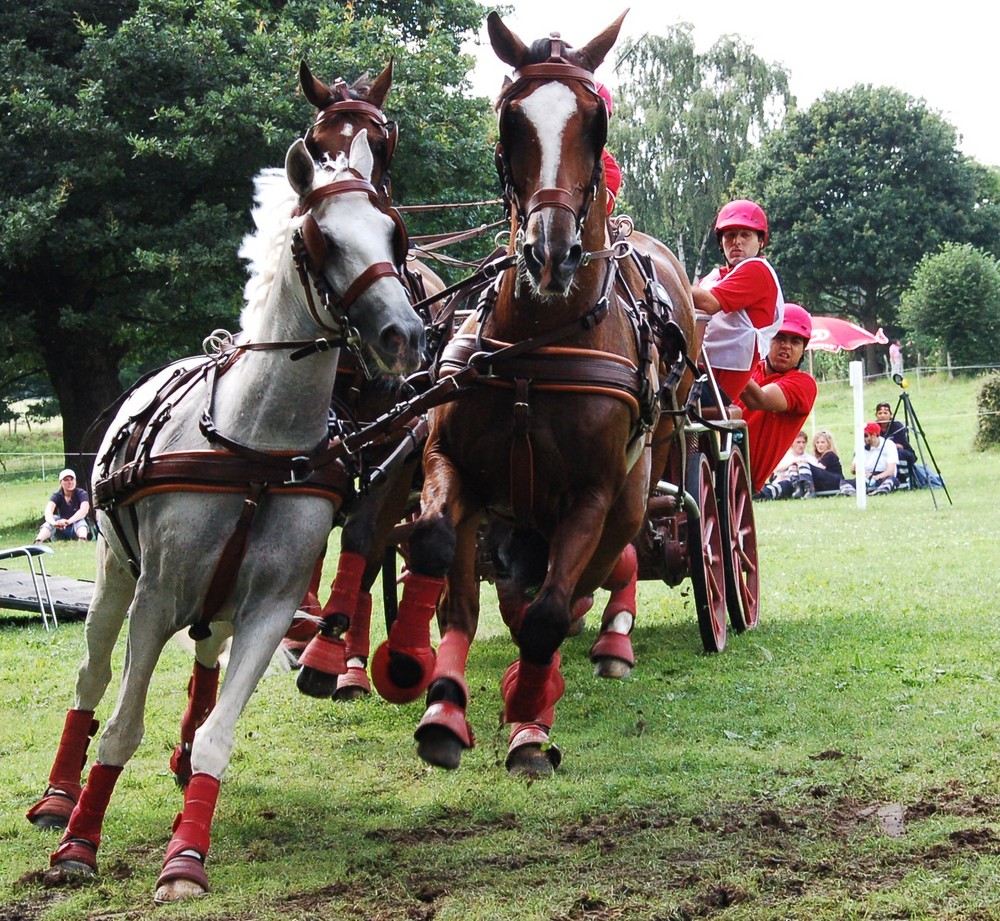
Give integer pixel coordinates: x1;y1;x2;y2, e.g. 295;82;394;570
495;35;609;235
291;174;410;347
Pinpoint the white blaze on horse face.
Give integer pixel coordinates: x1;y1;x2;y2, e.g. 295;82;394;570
519;82;576;191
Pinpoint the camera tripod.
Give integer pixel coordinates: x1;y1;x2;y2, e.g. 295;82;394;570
886;373;952;509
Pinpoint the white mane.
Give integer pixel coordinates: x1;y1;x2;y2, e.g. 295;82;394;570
237;153;351;337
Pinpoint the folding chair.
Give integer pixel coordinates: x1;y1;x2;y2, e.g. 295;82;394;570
0;545;59;630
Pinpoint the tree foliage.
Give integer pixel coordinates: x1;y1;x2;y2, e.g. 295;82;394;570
735;85;992;337
610;25;792;280
899;243;1000;370
0;0;494;463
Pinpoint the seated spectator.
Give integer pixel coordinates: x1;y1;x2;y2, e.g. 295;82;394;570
795;429;845;496
841;423;900;496
35;469;91;542
875;401;916;469
754;430;817;500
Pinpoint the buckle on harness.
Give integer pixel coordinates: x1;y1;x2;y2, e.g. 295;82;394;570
285;456;314;485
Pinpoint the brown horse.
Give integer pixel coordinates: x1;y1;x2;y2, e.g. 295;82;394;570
367;11;695;776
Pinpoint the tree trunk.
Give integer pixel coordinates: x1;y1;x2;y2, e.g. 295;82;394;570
27;274;125;486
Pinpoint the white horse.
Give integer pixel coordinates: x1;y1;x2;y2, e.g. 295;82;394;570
25;129;424;903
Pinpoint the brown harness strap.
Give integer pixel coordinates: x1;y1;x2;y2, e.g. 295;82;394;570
192;482;267;640
510;378;535;527
439;336;644;422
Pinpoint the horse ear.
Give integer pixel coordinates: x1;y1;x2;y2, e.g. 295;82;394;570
299;61;333;110
577;10;629;71
368;59;393;108
349;129;374;182
487;11;529;70
286;138;316;197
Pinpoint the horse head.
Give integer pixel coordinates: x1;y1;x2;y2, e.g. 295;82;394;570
299;60;398;201
286;131;424;376
488;11;626;297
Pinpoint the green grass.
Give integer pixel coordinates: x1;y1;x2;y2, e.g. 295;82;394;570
1;373;999;919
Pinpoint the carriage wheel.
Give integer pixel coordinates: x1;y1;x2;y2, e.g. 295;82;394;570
686;453;727;653
717;449;760;633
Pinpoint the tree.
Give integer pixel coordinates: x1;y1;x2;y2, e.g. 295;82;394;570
0;0;494;469
735;85;983;341
899;243;1000;371
610;25;792;281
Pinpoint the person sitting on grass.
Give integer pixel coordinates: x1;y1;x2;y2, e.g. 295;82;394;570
841;423;899;496
34;469;91;542
754;430;816;500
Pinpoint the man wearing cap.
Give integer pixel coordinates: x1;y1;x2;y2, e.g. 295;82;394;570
732;303;818;493
34;469;91;542
842;423;900;496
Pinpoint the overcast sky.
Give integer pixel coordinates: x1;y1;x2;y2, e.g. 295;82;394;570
465;1;997;167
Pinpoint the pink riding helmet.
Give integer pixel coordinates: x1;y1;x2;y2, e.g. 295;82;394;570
715;199;769;245
778;303;812;342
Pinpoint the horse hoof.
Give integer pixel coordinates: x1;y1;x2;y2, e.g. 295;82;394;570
26;790;76;830
28;811;69;831
566;615;586;637
506;744;557;778
332;666;371;702
415;725;464;771
333;684;370;702
296;665;341;698
43;860;96;886
593;656;632;680
154;878;208;904
155;854;209;903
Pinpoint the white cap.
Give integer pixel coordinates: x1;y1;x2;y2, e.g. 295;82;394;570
59;469;76;481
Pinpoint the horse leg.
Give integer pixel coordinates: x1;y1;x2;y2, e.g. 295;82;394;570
154;609;293;904
169;650;223;787
589;542;638;678
333;589;373;700
48;601;172;881
27;540;134;830
296;549;366;698
501;651;566;777
281;553;325;664
413;514;480;769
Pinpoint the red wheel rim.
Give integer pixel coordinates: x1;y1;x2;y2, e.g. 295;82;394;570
720;450;759;631
686;454;727;652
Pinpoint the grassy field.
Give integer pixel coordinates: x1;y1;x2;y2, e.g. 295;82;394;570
1;373;999;920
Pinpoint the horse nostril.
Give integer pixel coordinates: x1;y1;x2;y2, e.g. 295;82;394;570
564;243;583;272
522;243;542;276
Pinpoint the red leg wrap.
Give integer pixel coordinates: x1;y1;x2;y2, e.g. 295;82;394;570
507;721;562;771
335;591;374;695
434;630;471;697
180;662;220;745
344;590;373;660
51;763;123;866
604;543;638;591
164;773;221;864
297;632;348;675
590;548;638;666
26;709;98;824
501;653;565;724
370;573;443;703
321;550;367;619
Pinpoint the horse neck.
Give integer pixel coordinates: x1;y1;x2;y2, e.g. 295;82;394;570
214;247;341;450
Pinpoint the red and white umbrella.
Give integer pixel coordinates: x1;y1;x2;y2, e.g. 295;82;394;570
807;315;889;353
